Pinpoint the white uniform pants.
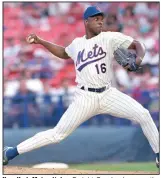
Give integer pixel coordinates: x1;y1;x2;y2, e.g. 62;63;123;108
17;87;159;154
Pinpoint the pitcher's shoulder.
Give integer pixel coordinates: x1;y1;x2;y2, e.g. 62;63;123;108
101;31;114;41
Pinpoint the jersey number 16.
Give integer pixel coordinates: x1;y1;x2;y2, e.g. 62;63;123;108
95;63;106;74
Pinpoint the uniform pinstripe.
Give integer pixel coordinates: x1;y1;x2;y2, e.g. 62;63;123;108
17;31;159;155
99;87;159;153
17;88;99;153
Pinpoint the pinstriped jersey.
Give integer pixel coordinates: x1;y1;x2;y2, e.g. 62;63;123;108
65;32;133;88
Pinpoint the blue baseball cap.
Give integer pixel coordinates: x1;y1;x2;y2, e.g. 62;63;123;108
83;6;104;20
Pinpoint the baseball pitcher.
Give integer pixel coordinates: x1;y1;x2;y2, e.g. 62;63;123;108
3;6;159;168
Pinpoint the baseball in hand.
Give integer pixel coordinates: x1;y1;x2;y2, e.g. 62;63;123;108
28;37;34;43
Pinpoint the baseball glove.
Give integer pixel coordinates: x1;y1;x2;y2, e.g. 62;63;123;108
113;47;141;72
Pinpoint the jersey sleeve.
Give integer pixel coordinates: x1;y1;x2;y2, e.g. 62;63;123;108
65;39;76;59
110;32;134;52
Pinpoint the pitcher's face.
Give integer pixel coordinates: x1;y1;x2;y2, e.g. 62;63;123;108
85;15;104;35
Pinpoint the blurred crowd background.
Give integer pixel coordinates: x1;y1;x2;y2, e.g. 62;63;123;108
3;2;159;128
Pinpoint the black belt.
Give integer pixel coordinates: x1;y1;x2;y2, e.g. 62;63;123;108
80;86;106;93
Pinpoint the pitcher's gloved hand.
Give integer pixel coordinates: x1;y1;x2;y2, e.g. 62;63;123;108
113;47;141;72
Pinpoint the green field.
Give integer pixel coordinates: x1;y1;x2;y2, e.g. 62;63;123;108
70;162;158;172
